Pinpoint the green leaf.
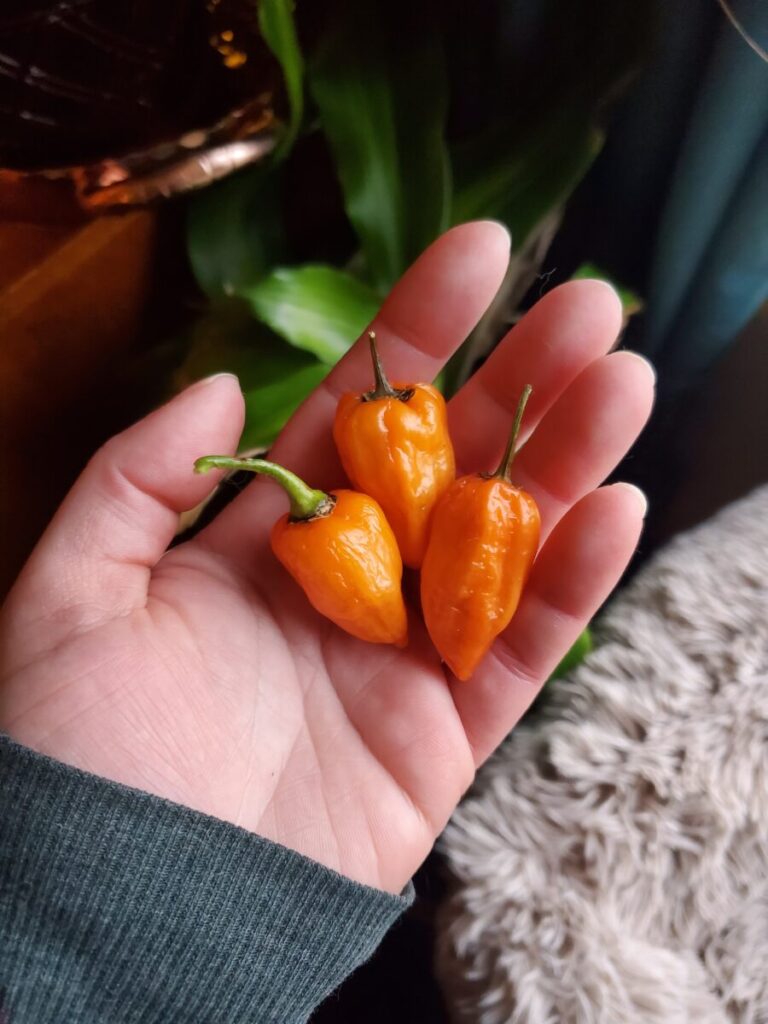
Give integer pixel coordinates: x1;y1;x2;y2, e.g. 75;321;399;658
177;302;305;388
571;263;643;319
186;0;302;298
187;165;285;298
452;111;603;249
258;0;304;157
244;264;380;363
309;0;451;289
442;112;602;397
549;629;593;681
241;362;329;450
176;301;328;449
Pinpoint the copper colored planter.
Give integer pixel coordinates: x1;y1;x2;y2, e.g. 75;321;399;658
0;0;281;209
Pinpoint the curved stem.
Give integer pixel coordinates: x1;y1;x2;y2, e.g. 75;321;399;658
366;330;398;400
494;384;533;481
194;456;333;520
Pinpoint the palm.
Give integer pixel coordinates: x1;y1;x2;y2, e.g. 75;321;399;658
0;224;653;893
2;543;464;892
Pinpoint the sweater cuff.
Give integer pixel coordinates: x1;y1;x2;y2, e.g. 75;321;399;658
0;733;412;1024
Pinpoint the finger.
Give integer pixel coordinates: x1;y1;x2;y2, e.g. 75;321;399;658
507;351;654;543
203;221;511;554
449;279;624;473
4;375;244;647
451;483;647;765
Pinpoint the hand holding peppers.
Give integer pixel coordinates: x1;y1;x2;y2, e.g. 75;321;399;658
2;219;653;901
195;360;538;678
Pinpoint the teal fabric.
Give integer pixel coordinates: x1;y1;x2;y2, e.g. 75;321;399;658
0;734;412;1023
643;0;768;391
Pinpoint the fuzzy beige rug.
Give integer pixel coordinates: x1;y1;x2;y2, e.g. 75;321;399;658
436;486;768;1024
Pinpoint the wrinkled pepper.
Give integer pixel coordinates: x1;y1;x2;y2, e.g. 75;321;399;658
420;386;540;681
194;455;408;647
333;331;455;569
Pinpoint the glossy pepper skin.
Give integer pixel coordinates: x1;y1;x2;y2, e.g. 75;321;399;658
420;386;540;681
333;331;455;569
271;489;407;646
194;456;407;647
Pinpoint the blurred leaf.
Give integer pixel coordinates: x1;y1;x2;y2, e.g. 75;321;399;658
549;629;593;681
258;0;304;157
309;0;450;289
441;111;603;397
241;362;328;450
571;262;644;319
441;208;563;398
176;301;328;448
187;0;302;299
452;111;603;248
187;164;285;299
176;301;307;388
244;264;380;363
525;627;594;719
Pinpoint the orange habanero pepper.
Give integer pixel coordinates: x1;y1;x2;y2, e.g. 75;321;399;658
420;386;540;681
333;331;455;569
194;455;408;647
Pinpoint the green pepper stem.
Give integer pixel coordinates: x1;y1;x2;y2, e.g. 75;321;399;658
366;330;397;400
494;384;533;481
194;456;333;520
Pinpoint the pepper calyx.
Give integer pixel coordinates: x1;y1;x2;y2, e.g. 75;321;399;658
288;493;337;524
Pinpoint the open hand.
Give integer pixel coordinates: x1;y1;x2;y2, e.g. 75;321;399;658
0;223;654;894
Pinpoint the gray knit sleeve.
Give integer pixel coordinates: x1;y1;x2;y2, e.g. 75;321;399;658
0;733;412;1023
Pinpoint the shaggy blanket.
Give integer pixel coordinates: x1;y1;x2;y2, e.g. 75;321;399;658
436;486;768;1024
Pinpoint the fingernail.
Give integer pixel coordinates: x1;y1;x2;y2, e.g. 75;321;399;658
575;276;621;307
190;372;240;390
589;277;620;297
622;350;657;385
475;219;512;251
614;482;648;518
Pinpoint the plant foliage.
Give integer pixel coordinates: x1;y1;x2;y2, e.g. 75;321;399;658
183;0;650;449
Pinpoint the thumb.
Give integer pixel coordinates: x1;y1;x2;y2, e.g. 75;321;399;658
3;375;243;656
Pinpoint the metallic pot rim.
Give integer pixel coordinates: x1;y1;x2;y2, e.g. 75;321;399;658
2;97;279;210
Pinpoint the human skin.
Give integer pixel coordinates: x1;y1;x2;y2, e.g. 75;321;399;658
0;222;654;895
